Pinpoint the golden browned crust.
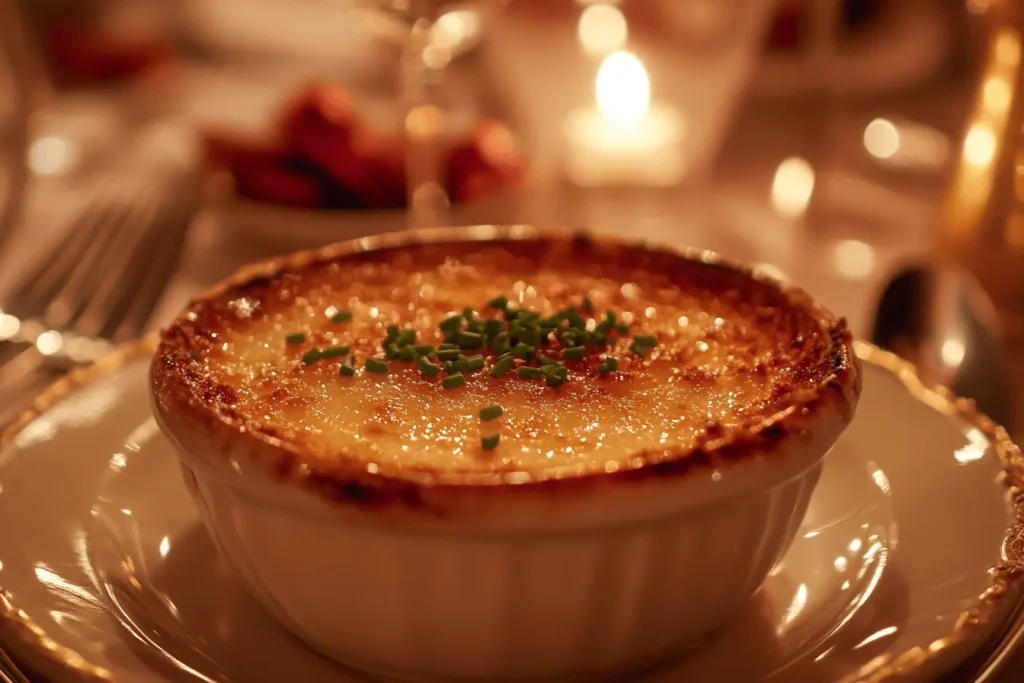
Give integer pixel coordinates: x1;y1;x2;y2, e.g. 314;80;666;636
151;226;860;511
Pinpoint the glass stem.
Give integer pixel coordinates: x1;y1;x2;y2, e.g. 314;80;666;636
402;13;449;230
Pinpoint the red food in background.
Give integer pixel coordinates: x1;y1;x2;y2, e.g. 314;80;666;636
40;18;170;87
448;121;528;205
205;83;527;211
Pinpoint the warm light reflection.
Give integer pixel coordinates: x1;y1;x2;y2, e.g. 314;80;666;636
832;239;876;280
941;338;966;367
849;538;862;553
754;262;787;282
595;51;650;127
863;119;900;160
35;330;63;356
0;313;20;340
963;124;997;167
578;3;628;56
834;556;848;572
954;426;989;464
771;157;815;219
28;136;79;177
159;536;172;558
33;565;98;607
983;76;1012;113
854;625;899;650
780;583;809;631
870;466;892;495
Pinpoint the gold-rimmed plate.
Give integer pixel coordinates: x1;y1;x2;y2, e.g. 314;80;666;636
0;338;1021;683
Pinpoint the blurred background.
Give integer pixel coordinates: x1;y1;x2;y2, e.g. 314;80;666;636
0;0;1017;426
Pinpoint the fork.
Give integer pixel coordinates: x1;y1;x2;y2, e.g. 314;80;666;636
0;124;200;400
0;648;30;683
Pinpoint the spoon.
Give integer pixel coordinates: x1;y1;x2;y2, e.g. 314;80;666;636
870;263;1014;432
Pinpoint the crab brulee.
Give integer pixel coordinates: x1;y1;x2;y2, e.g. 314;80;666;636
152;227;860;682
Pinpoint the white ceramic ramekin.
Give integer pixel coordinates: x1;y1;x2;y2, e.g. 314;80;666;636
152;226;860;681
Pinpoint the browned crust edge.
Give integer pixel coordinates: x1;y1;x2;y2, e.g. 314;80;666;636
0;338;1021;682
149;225;862;514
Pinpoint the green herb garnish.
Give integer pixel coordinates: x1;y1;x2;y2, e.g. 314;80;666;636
481;434;500;450
442;373;465;389
365;358;389;374
417;356;440;377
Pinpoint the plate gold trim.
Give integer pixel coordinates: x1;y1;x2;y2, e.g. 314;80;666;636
0;336;1021;683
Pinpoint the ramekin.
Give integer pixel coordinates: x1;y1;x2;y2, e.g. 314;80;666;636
152;225;861;681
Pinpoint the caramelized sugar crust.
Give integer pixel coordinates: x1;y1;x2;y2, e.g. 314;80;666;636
153;232;858;495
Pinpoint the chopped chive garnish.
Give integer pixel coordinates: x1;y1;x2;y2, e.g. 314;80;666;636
484;319;503;338
439;315;464;332
398;346;417;362
518;311;540;326
488;295;508;310
598;357;619;375
413;343;434;356
634;334;657;348
417;356;440;377
302;348;322;364
458;331;484;349
538;355;558;366
442;373;465;389
438;342;460;351
539;316;559;330
321;345;350;358
339;355;356;376
562;345;586;360
466;355;486;371
503;307;520;321
518;327;541;345
494;332;511;354
629;341;648;356
462;307;476;321
386;324;401;342
545;366;568;387
436;348;461;361
513;343;535;359
443;360;456;373
479;404;504;421
331;310;353;323
285;332;307;344
385;343;401;359
481;434;500;450
616;323;630;334
490;355;515;378
365;357;389;374
397;329;417;347
582;294;593;312
518;367;542;379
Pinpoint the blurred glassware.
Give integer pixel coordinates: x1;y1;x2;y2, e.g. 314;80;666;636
359;0;508;228
938;0;1024;340
0;1;45;249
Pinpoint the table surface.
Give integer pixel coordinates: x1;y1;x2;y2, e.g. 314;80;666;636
3;3;1024;680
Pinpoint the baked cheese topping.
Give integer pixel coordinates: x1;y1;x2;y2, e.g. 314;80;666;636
156;239;838;474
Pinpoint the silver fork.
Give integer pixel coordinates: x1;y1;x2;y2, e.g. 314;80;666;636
0;123;200;398
0;647;30;683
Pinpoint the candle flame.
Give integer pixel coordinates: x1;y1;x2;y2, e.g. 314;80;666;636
596;51;649;127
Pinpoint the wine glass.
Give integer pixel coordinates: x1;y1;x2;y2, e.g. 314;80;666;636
365;0;504;229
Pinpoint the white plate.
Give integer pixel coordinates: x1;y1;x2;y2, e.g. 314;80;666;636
0;339;1022;683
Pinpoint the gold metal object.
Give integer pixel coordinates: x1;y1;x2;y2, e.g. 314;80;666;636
940;0;1024;339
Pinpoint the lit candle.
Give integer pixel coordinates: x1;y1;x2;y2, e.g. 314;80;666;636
563;50;686;188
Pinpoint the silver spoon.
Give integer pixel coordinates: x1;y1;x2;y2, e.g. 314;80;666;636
870;263;1014;432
